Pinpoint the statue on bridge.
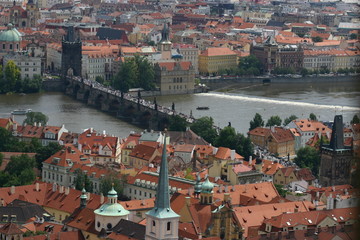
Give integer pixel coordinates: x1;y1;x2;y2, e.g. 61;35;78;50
172;102;175;111
138;90;141;99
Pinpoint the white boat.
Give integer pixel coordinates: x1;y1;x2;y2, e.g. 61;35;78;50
11;108;32;115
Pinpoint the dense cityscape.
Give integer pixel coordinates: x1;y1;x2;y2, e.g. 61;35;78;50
0;0;359;239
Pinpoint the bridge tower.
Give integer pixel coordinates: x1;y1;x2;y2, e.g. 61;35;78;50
62;25;82;77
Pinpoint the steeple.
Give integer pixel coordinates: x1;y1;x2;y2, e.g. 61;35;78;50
152;133;172;209
145;132;179;240
160;23;170;43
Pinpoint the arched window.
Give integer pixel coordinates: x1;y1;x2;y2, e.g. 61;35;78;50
107;223;112;230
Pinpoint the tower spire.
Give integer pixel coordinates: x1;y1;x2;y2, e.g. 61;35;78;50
154;132;170;209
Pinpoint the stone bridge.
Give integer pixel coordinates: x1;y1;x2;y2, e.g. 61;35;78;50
64;76;195;130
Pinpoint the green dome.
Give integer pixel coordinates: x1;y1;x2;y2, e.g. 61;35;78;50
80;188;87;200
0;24;21;42
94;202;129;217
201;178;214;194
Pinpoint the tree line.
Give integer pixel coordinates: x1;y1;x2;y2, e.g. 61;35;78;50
0;60;42;94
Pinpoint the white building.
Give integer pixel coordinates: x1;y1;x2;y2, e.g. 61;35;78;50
3;52;41;79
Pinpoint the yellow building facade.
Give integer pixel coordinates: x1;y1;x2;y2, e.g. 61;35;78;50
199;47;238;74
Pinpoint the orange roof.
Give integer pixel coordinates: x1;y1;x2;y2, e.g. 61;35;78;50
214;147;243;160
248;127;270;136
261;159;284;176
269;127;294;143
157;61;192;71
78;129;119;158
292;119;331;133
44;144;90;167
200;47;237;57
234;201;312;237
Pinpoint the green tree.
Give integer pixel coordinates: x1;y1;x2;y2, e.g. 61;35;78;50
23;112;49;126
300;68;309;76
35;142;62;169
294;146;320;176
234;133;254;161
266;116;282;127
214;126;237;150
22;75;42;93
283;115;298;126
351;115;360;124
190;117;218;144
312;36;323;42
135;55;155;90
74;168;93;193
169;115;188;132
349;33;357;40
275;184;288;197
4;154;36;186
309;113;317;121
95;76;104;84
238;55;263;76
4;60;22;93
249;113;264;131
113;59;138;92
0;153;3;167
99;173;127;200
184;167;194;180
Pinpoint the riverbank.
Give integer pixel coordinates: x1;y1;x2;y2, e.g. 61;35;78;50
202;74;359;91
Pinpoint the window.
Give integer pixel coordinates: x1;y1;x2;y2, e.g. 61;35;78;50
167;222;171;231
10;44;12;49
2;44;4;49
97;222;100;228
107;223;112;230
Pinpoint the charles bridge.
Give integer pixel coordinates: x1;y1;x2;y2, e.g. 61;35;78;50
63;76;196;130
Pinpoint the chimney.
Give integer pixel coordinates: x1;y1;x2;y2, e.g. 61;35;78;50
213;147;218;155
0;199;4;206
36;182;40;192
59;185;64;193
249;156;253;165
38;122;41;127
52;183;57;192
10;186;15;195
332;186;335;192
224;193;231;203
185;196;191;207
100;193;105;204
34;122;37;127
224;185;228;192
316;191;320;199
271;126;275;132
65;187;70;195
230;150;235;160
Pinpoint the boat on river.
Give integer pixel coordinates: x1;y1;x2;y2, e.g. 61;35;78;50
11;108;32;115
196;106;209;110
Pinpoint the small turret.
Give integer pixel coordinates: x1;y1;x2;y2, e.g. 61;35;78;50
194;173;202;198
80;188;87;208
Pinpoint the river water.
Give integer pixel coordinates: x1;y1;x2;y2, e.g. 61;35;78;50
0;80;359;137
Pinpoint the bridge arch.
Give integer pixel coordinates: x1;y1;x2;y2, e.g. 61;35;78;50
109;99;121;113
94;93;105;108
73;84;81;97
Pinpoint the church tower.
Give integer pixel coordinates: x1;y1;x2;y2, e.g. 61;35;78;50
158;23;172;61
200;177;214;205
145;133;179;240
319;115;352;187
61;25;82;77
26;0;39;28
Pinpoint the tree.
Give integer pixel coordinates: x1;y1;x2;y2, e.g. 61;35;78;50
238;55;263;76
74;168;93;193
249;113;264;131
266;116;282;127
351;115;360;124
23;112;49;126
311;36;323;42
190;117;218;144
113;59;138;92
294;146;320;176
349;33;357;40
35;142;62;169
22;75;42;93
3;154;36;186
1;61;21;93
95;76;104;84
169;115;188;132
309;113;317;121
99;173;127;200
300;68;309;77
234;133;254;161
214;126;237;150
275;184;288;197
283;115;298;126
0;153;3;167
135;55;155;90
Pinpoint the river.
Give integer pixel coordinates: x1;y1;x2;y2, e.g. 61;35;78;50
0;80;359;137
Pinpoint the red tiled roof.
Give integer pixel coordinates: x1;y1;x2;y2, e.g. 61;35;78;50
43;144;90;167
200;47;237;57
157;61;192;71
